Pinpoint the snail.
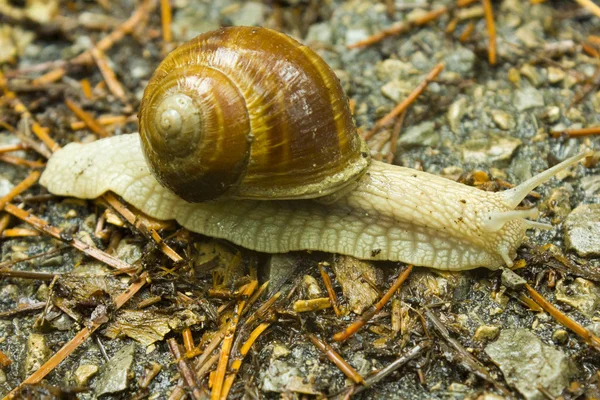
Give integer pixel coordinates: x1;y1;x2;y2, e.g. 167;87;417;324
40;26;590;271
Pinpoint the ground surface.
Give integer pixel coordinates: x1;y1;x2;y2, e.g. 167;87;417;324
0;0;599;399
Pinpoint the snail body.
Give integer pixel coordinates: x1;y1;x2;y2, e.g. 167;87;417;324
40;27;590;271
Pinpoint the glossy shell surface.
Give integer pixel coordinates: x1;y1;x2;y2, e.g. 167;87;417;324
139;26;369;202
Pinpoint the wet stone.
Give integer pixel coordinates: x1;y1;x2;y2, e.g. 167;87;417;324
580;175;600;199
264;253;303;294
444;47;475;75
473;325;500;342
24;333;51;377
485;329;575;400
94;343;136;396
447;97;468;134
305;23;332;45
501;268;526;290
513;87;544;111
114;237;143;264
74;364;99;386
540;106;561;123
226;2;266;26
380;79;413;102
398;121;439;148
555;278;600;318
0;175;14;198
374;59;414;82
564;204;600;257
460;133;522;165
547;67;565;84
301;275;322;299
490;109;516;130
552;329;569;345
519;64;541;87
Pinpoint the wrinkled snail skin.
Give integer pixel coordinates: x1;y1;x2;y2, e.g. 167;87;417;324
39;133;589;271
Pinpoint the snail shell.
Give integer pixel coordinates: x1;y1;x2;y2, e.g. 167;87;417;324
139;26;370;202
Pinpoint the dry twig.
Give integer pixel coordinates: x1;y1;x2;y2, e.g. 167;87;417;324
525;284;600;351
364;64;444;140
481;0;497;64
3;203;132;271
4;273;148;399
333;265;413;342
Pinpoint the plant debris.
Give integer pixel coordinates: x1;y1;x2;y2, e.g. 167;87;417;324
0;0;599;398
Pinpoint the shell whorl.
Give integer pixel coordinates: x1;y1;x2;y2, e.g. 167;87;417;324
139;26;370;202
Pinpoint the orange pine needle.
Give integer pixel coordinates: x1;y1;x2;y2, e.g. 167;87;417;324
458;22;474;42
182;328;195;353
0;350;12;368
481;0;497;65
102;192;183;262
456;0;479;6
167;338;203;400
211;322;235;400
70;115;129;130
1;228;41;238
333;265;413;342
80;78;93;99
582;42;600;59
347;7;448;49
240;322;271;356
525;284;600;351
192;326;227;370
550;126;600;138
160;0;173;43
445;17;459;34
318;262;341;316
0;170;40;210
574;0;600;18
31;123;59;154
365;63;444;139
90;48;127;102
0;120;16;133
4;272;147;398
589;35;600;46
0;71;58;154
0;155;44;168
211;282;256;399
3;203;132;271
31;68;65;86
220;322;271;399
65;98;111;138
308;334;366;385
293;297;332;312
0;214;10;236
0;144;26;154
71;0;157;66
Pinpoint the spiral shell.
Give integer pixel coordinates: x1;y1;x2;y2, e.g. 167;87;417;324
139;26;369;202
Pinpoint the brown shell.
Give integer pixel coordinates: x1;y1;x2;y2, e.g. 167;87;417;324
139;26;370;202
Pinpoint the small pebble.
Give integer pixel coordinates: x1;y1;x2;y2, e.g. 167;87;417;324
490;109;516;130
564;204;600;257
552;329;569;345
24;333;51;377
547;67;565;83
513;87;544;111
473;325;500;342
540;106;561;123
74;364;99;386
302;275;322;299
